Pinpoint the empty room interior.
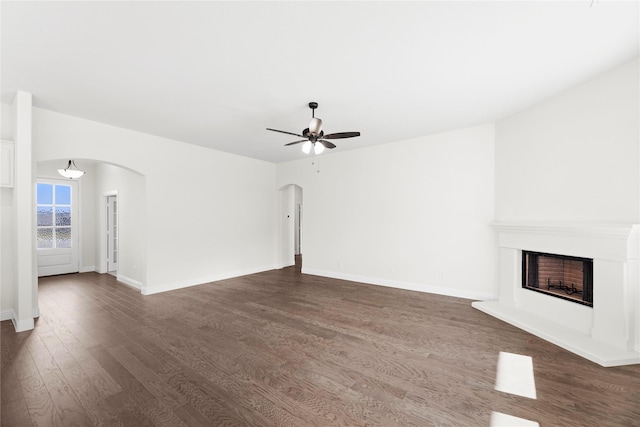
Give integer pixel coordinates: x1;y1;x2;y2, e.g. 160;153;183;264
1;2;639;426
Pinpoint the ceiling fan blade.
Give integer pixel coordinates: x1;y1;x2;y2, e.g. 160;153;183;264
318;140;337;149
267;128;304;138
284;140;307;146
322;131;361;139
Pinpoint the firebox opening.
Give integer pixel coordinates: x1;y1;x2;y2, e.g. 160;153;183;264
522;251;593;307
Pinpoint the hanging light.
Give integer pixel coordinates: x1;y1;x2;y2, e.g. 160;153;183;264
58;160;85;179
314;142;325;155
301;141;312;154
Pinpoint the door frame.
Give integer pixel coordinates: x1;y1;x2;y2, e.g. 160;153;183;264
98;190;118;274
36;178;81;276
106;194;118;274
278;184;303;268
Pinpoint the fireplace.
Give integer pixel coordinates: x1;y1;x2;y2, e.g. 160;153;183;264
472;222;640;366
522;251;593;306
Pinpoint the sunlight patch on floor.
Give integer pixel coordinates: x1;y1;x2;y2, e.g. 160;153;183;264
495;351;537;399
491;411;540;427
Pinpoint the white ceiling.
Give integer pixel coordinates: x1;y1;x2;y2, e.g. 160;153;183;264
1;1;638;163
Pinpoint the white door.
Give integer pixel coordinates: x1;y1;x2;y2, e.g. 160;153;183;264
37;180;79;276
106;195;118;273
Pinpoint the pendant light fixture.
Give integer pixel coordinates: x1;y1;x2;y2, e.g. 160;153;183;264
57;160;85;179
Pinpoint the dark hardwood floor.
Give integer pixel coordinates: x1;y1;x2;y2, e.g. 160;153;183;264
2;263;640;426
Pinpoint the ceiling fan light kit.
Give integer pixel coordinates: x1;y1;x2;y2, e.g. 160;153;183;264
302;141;312;154
267;101;360;155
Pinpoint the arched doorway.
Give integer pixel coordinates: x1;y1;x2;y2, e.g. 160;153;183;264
279;184;303;269
35;159;146;291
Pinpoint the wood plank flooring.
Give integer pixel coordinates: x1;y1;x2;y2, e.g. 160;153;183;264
2;263;640;426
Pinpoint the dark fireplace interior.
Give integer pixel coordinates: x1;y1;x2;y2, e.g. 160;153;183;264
522;251;593;306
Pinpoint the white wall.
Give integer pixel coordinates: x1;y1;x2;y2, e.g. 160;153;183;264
31;107;277;294
36;160;97;273
277;124;497;300
495;58;639;222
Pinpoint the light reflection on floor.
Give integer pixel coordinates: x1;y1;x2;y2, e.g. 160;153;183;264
494;351;537;399
491;351;539;426
491;411;540;427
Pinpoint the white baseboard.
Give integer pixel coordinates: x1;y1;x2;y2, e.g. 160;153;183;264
276;262;295;269
117;274;142;290
1;309;15;322
142;264;278;295
301;268;497;301
79;265;96;273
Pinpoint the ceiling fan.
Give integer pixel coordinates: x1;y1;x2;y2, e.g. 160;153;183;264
267;102;360;154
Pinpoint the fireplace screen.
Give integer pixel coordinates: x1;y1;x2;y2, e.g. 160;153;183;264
522;251;593;306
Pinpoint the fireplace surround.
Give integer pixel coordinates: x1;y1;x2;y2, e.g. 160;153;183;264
473;222;640;366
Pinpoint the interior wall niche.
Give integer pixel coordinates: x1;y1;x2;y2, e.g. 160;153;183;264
522;250;593;307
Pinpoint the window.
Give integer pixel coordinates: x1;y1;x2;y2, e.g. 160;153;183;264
36;183;73;249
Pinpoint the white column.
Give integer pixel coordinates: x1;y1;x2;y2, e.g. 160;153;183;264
14;90;35;331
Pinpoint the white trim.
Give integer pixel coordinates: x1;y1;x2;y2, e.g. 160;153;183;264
492;222;636;241
98;190;118;275
0;309;16;322
116;274;142;290
472;300;640;367
276;262;295;269
79;265;96;273
142;265;278;295
302;268;497;301
12;316;34;332
35;178;81;276
1;309;37;332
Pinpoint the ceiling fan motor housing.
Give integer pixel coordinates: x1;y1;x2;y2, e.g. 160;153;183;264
309;118;323;135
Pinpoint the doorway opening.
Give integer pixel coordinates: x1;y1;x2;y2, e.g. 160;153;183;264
279;184;303;268
106;194;118;276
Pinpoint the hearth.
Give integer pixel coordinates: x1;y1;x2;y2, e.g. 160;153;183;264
522;251;593;306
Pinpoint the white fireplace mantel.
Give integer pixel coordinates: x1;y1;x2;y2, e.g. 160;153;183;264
473;222;640;367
